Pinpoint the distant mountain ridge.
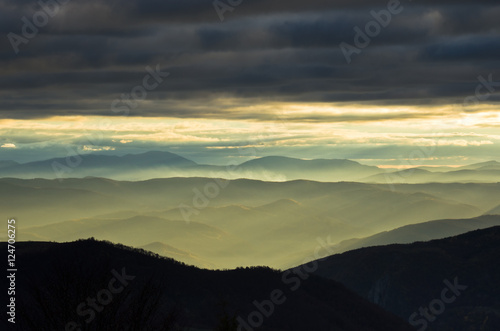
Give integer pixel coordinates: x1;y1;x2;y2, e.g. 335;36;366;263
0;151;382;181
325;214;500;255
367;161;500;184
1;150;499;183
0;151;197;179
238;156;381;181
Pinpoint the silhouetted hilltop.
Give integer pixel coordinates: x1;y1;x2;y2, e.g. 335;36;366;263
302;226;500;331
1;239;414;331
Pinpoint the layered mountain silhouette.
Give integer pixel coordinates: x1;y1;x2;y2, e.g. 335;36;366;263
6;177;500;268
324;214;500;255
0;151;381;181
0;239;414;331
0;150;499;183
2;151;499;331
302;226;500;331
367;161;500;184
0;151;197;180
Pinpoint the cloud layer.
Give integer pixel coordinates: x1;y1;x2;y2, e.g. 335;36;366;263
1;0;499;120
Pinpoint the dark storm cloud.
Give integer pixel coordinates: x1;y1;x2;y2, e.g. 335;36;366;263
1;0;499;119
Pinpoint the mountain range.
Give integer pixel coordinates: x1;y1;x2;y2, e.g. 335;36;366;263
2;151;499;330
3;176;500;269
1;150;500;183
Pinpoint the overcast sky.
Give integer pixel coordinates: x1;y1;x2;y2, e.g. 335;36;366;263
0;0;499;165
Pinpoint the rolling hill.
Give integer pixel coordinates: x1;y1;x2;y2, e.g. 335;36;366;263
0;239;414;331
302;226;500;331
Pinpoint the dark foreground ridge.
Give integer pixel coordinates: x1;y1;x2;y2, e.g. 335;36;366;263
1;239;413;331
302;226;500;331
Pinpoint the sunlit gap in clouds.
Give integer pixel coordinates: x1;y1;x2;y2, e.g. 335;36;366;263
0;100;499;166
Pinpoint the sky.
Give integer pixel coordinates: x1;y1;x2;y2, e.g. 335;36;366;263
0;0;499;166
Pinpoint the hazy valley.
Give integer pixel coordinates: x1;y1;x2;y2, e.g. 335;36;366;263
2;152;500;269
